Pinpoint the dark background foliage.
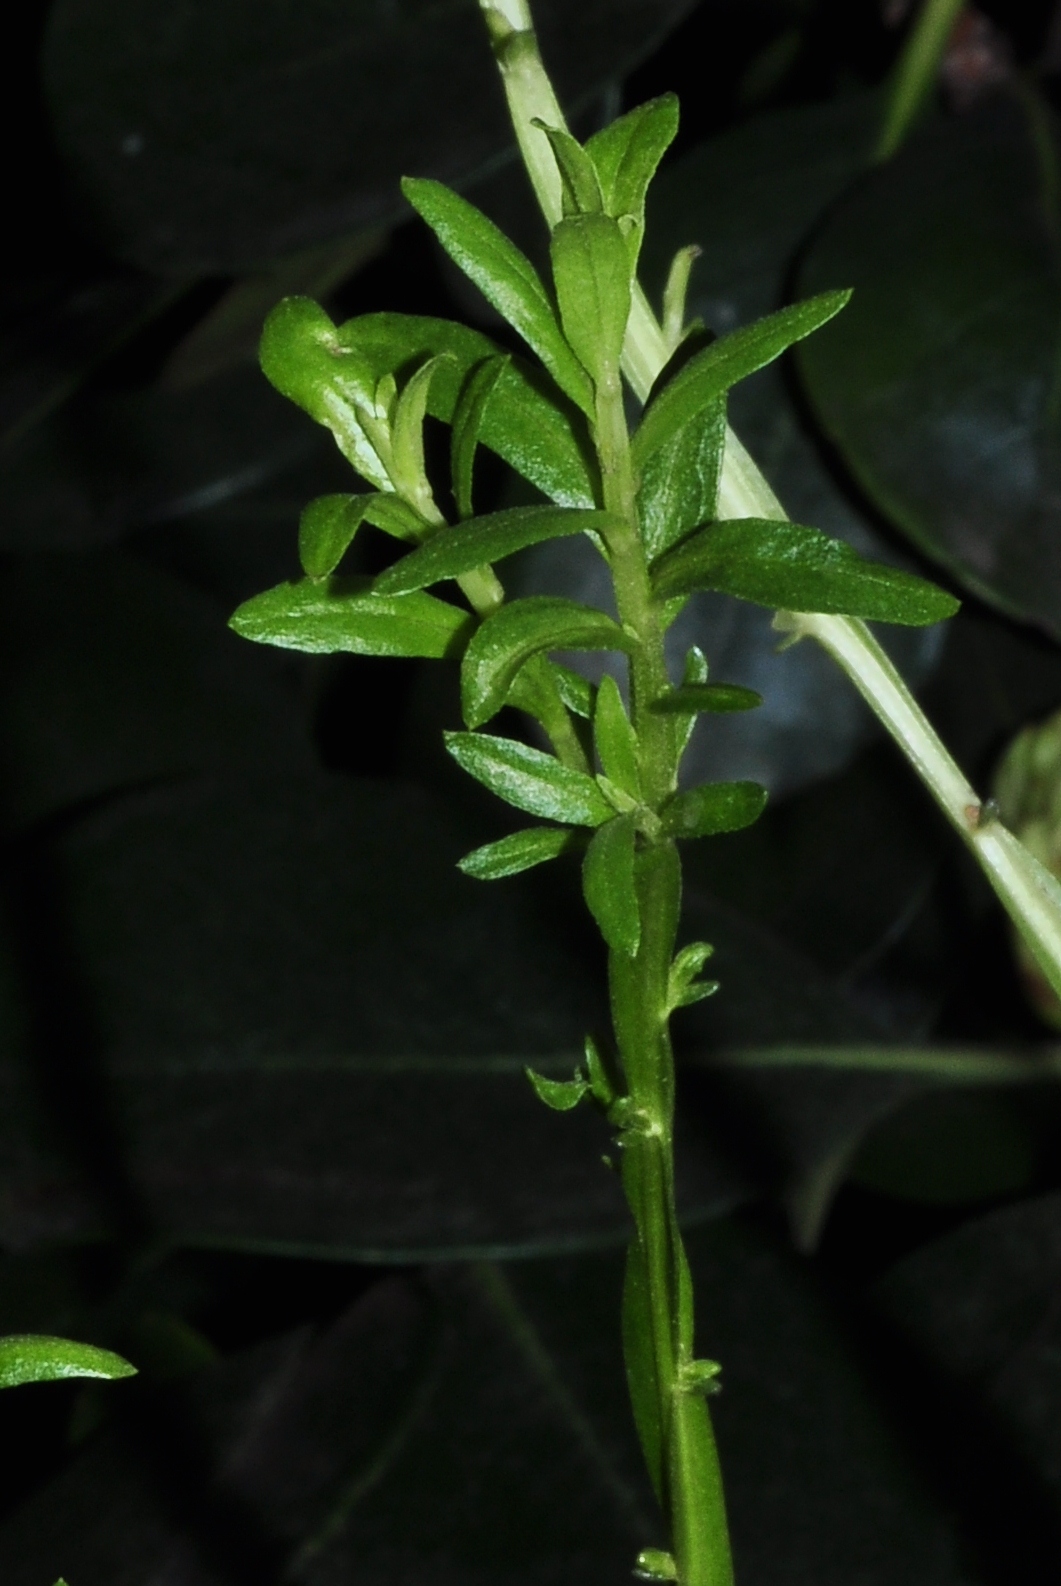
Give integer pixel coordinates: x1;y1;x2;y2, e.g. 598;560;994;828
3;1;1061;1582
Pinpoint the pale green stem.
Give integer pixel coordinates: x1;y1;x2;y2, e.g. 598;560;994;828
874;0;965;163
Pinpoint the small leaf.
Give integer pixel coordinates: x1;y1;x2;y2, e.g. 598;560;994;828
635;1549;678;1581
585;94;679;266
532;121;603;215
594;675;641;799
444;731;613;825
457;826;577;880
451;355;509;519
632;290;852;469
461;596;630;730
584;1034;617;1107
375;506;614;596
651;683;763;715
679;1358;723;1395
0;1335;136;1390
298;494;373;579
362;493;426;542
661;780;768;840
230;578;474;658
652;518;960;625
390;352;452;498
401;179;595;415
638;395;726;562
551;214;633;387
667;941;719;1012
525;1067;591;1111
553;664;596;719
583;813;640;956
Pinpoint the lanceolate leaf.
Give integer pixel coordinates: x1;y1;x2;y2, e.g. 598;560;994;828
461;597;630;730
0;1336;136;1390
525;1067;592;1110
390;352;452;496
551;214;633;386
401;179;595;415
451;355;509;520
638;397;726;561
651;519;960;625
651;684;763;715
375;507;615;596
298;494;374;579
594;675;641;799
632;291;852;469
230;578;474;658
444;732;613;825
533;123;604;216
457;826;577;880
586;94;680;266
661;781;768;840
583;814;641;956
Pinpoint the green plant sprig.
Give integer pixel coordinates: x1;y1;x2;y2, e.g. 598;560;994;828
230;24;961;1582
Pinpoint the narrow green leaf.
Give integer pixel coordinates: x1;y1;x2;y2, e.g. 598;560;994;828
375;506;614;597
622;1234;664;1501
298;494;373;579
553;663;596;719
461;597;630;730
667;941;719;1012
346;313;596;509
0;1335;136;1390
584;1034;617;1107
594;675;641;799
532;121;603;215
661;780;768;840
551;214;632;387
259;297;391;489
583;813;641;956
652;518;961;625
451;355;509;520
632;291;852;469
362;493;426;542
525;1067;590;1111
230;577;474;658
457;825;576;880
390;352;452;496
401;179;595;415
444;731;613;825
638;397;726;561
651;683;762;715
585;94;679;266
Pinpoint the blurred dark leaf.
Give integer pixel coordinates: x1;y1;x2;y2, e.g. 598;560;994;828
43;0;699;274
876;1187;1061;1524
0;363;347;550
798;90;1061;637
13;774;742;1259
0;1219;974;1584
0;550;316;829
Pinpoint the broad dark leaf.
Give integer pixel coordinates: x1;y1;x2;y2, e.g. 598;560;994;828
17;774;740;1259
0;1222;973;1584
44;0;699;272
798;92;1061;637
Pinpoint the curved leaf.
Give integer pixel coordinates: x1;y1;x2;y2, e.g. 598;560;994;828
402;178;595;415
445;732;613;825
661;781;767;840
230;577;473;658
375;506;614;597
461;596;630;729
298;494;374;579
458;826;578;880
652;518;959;625
586;94;679;267
632;291;852;470
0;1335;136;1389
451;355;509;520
583;814;641;956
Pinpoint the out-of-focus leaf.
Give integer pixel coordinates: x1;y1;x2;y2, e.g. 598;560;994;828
375;507;612;597
0;1336;135;1390
0;1222;975;1585
0;550;316;830
653;684;762;715
44;0;699;272
461;598;629;730
876;1189;1061;1531
230;577;474;658
661;781;767;840
798;92;1061;637
18;774;741;1260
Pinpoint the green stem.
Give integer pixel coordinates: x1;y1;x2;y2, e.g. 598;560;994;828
874;0;965;163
